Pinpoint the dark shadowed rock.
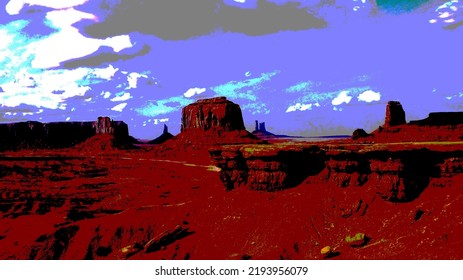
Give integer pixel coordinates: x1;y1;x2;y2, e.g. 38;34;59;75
384;101;406;127
352;129;369;140
0;117;131;150
148;124;174;144
252;120;278;138
180;97;245;133
409;112;463;126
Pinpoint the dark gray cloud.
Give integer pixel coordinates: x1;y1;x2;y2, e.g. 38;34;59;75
61;45;151;69
444;20;463;30
82;0;326;40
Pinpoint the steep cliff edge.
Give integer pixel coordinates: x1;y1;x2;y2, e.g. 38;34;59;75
210;143;463;202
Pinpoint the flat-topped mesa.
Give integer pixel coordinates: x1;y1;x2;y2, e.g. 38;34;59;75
410;112;463;126
180;97;245;133
384;101;406;127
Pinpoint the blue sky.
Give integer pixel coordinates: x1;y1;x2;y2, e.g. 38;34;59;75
1;0;462;138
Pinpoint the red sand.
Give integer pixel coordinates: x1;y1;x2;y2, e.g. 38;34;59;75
0;137;462;260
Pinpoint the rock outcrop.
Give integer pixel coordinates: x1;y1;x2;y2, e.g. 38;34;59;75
384;101;406;127
148;124;174;144
372;101;463;142
352;128;369;140
409;112;463;126
210;143;463;203
94;117;114;134
180;97;245;133
0;117;130;150
252;120;279;139
161;97;258;149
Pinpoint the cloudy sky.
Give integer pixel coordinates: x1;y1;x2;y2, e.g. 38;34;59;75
1;0;462;138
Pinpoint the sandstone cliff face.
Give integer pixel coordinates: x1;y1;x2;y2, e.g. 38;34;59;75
210;144;463;203
368;101;463;142
180;97;245;133
384;101;406;127
94;117;114;134
156;97;258;160
210;144;326;191
0;117;130;150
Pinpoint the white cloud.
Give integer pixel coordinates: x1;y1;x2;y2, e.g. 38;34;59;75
0;65;122;110
111;92;132;102
111;103;128;112
358;90;381;103
234;0;246;3
127;72;147;89
22;8;132;69
286;103;313;113
0;68;91;109
46;7;96;28
101;91;111;99
29;27;132;68
331;91;352;106
184;87;206;98
153;118;169;125
92;65;118;80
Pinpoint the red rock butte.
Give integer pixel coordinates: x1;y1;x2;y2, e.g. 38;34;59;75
384;101;406;127
181;97;245;133
350;101;463;142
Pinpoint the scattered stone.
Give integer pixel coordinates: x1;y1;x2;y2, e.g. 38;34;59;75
345;233;368;247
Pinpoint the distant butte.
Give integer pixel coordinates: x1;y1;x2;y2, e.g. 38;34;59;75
353;101;463;142
168;97;259;145
0;117;131;150
148;124;174;144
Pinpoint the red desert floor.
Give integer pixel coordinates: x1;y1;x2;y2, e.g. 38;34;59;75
0;137;462;260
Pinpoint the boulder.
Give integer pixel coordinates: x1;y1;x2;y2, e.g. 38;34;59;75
352;128;369;140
